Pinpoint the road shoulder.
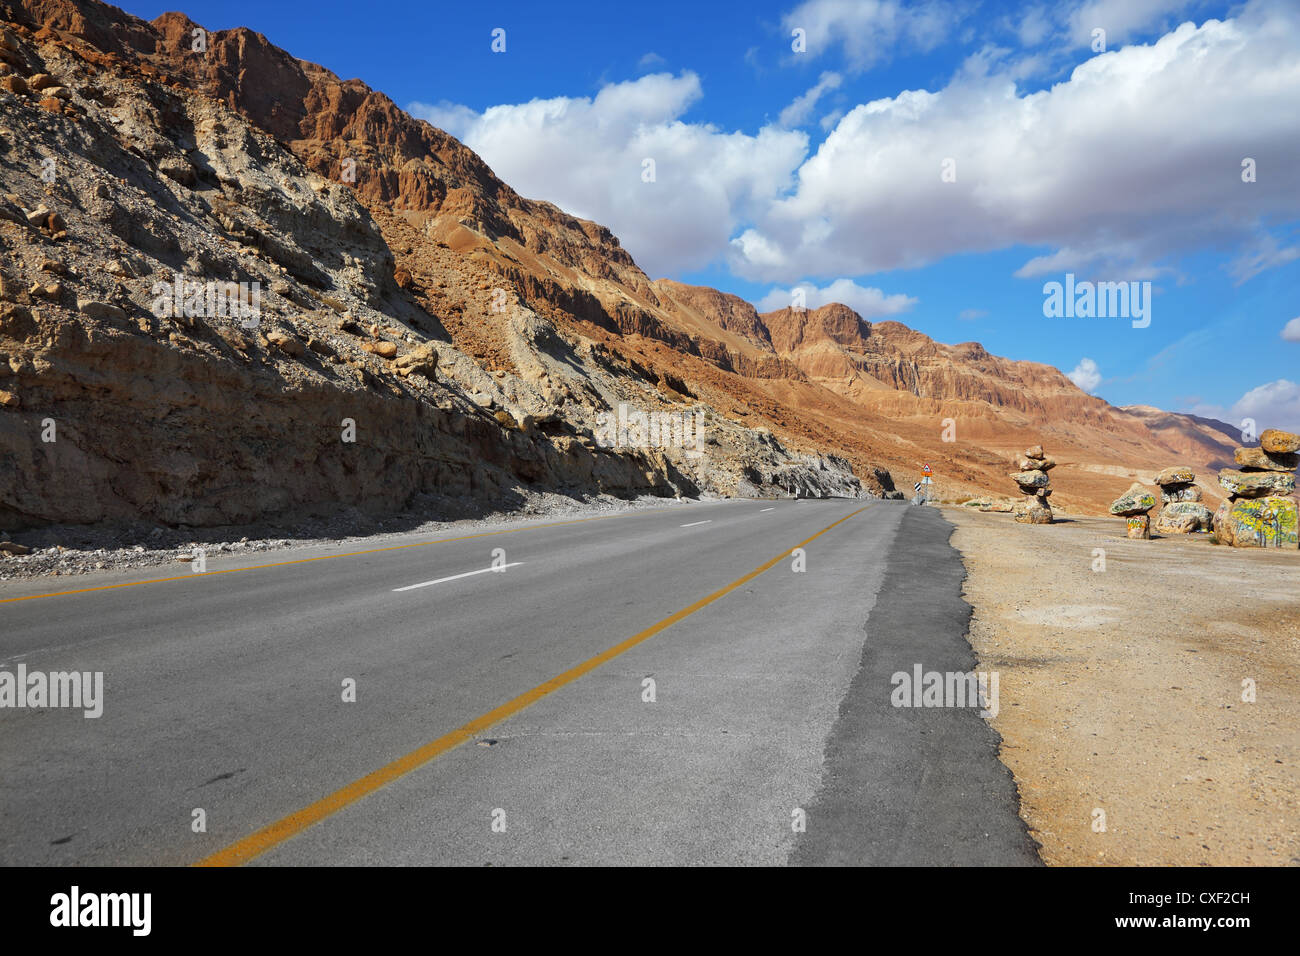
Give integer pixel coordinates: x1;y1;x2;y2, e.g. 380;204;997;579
791;504;1041;866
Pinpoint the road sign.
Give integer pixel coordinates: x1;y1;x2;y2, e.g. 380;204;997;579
914;481;923;492
922;463;932;477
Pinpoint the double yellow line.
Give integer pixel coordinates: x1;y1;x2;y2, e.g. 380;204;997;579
196;504;870;865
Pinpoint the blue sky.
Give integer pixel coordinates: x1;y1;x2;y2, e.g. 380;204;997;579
120;0;1300;428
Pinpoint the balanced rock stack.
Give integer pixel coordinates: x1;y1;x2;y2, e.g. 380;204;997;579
1010;444;1054;524
1213;429;1300;548
1109;483;1157;538
1153;467;1213;534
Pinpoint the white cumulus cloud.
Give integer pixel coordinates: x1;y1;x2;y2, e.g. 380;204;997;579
731;0;1300;283
1281;317;1300;341
1230;380;1300;434
1066;357;1103;392
1065;0;1204;48
754;278;917;317
409;73;808;278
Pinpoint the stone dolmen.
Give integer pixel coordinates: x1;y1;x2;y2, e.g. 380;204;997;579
1110;482;1157;538
1214;428;1299;548
1153;467;1213;534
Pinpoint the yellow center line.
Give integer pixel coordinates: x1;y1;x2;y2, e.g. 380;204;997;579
195;502;871;867
0;505;698;605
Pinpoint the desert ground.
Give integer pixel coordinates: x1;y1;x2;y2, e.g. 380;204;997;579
944;506;1300;865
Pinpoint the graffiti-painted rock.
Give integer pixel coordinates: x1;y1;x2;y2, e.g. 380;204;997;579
1110;483;1156;516
1154;466;1195;486
1155;501;1214;534
1160;484;1202;504
1233;446;1299;472
1260;429;1300;454
1218;469;1295;498
1213;496;1299;548
1126;514;1151;539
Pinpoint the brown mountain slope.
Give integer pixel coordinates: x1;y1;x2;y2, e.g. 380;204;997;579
0;0;1237;525
651;282;1238;512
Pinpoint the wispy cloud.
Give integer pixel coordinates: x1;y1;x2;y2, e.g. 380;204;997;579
781;0;958;72
778;71;842;127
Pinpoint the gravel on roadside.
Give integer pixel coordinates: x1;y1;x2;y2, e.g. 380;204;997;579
943;505;1300;866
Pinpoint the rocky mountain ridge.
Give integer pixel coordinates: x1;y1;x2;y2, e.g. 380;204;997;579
0;0;1237;534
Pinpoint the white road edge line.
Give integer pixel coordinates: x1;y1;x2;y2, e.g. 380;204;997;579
680;520;712;528
760;507;775;512
392;562;524;592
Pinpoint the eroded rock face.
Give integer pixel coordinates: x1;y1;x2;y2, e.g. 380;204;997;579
1213;497;1299;548
0;3;876;531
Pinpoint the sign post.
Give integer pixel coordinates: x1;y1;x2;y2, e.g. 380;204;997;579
914;464;934;505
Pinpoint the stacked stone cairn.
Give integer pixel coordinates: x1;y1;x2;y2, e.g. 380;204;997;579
1010;444;1054;524
1153;467;1214;534
1110;482;1157;538
1213;428;1299;548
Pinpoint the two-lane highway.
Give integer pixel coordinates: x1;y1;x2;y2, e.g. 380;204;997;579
0;497;1037;866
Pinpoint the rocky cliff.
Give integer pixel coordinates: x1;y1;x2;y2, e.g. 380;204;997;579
0;0;1236;532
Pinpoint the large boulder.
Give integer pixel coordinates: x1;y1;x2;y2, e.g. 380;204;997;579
1233;446;1300;472
1017;455;1056;471
1213;496;1299;548
1218;469;1296;498
1155;501;1214;534
1110;483;1156;516
1011;469;1049;490
1013;499;1053;524
1161;484;1202;504
394;341;439;377
1260;429;1300;454
1126;514;1151;539
1154;466;1195;486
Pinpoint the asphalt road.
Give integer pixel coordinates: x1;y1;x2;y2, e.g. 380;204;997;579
0;497;1038;866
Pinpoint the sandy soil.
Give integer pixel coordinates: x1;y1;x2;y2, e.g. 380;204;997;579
943;505;1300;866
